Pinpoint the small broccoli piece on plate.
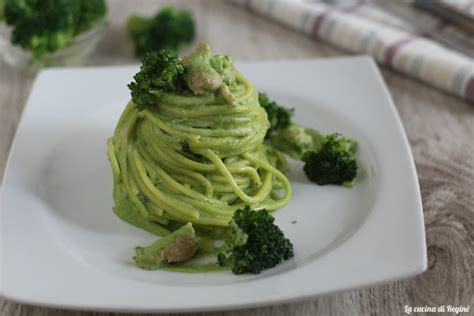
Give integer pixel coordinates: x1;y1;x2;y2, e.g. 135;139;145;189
128;49;185;110
303;133;358;187
258;92;294;137
126;5;195;58
218;208;294;275
133;223;200;270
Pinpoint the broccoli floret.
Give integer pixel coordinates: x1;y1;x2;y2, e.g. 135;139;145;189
273;125;358;187
303;133;358;187
4;0;80;58
218;208;294;275
128;49;185;110
133;223;200;270
262;93;359;187
270;123;324;160
75;0;106;34
3;0;106;59
258;92;294;137
126;5;195;58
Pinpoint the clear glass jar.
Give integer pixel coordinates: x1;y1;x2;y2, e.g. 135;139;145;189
0;19;106;72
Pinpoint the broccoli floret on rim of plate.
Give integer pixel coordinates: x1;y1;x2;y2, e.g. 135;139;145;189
128;49;185;110
217;207;294;275
126;5;195;58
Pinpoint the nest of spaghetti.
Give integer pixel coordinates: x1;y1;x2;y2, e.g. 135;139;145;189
107;43;291;237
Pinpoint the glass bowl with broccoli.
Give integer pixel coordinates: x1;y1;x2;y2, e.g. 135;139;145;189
0;0;107;71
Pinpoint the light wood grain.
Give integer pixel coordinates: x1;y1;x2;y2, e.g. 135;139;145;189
1;1;473;315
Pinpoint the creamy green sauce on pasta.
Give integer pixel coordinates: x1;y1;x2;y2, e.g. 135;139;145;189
107;44;292;272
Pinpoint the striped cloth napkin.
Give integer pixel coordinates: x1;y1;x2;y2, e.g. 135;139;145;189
438;0;474;16
233;0;474;102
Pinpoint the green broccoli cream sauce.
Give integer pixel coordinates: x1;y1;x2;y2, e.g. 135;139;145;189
159;263;228;273
113;178;228;273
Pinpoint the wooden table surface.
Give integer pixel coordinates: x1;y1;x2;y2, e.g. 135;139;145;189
1;1;473;315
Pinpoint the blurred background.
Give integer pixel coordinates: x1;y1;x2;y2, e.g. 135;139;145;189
1;0;473;99
1;0;473;315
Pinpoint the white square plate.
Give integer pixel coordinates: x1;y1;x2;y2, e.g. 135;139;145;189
0;57;426;313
